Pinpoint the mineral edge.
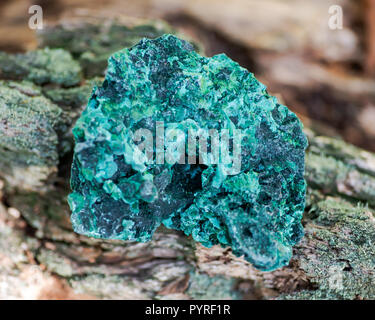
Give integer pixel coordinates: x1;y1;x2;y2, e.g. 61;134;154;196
68;34;308;271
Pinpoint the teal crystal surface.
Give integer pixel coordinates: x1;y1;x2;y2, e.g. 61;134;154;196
68;34;308;271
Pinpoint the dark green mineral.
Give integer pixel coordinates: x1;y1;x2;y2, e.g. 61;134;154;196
68;34;307;271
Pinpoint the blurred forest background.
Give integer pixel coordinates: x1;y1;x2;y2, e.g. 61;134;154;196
1;0;375;151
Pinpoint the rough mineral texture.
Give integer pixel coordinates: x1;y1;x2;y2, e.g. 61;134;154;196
69;34;307;271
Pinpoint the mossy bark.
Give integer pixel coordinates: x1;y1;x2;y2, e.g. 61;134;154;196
0;18;374;300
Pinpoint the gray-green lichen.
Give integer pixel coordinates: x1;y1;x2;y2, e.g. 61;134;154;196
0;80;71;189
0;48;81;86
280;194;375;300
43;78;102;109
186;272;239;300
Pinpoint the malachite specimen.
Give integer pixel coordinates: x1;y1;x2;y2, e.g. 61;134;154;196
68;34;308;271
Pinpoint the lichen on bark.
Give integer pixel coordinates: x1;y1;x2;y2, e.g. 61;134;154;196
0;48;81;86
68;34;307;271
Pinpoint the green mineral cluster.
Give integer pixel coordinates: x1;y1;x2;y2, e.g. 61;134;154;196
69;34;307;271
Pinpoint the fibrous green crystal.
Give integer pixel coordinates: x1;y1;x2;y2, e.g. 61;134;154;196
68;34;307;271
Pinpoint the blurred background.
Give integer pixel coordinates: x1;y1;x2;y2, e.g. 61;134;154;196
1;0;375;152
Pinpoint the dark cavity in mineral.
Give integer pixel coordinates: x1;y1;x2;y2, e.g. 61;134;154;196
68;34;308;271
